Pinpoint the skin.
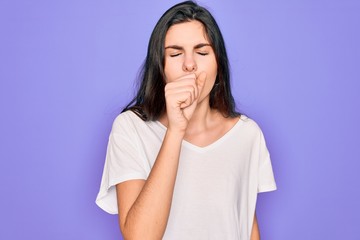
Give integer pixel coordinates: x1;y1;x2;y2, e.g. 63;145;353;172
116;20;260;240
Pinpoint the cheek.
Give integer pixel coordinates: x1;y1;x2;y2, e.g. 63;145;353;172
202;61;218;94
164;60;182;82
164;66;172;83
203;60;218;83
164;67;175;83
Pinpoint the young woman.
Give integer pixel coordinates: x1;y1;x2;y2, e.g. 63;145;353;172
96;1;276;239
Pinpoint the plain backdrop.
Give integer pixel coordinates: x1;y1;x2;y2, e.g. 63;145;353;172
1;0;359;239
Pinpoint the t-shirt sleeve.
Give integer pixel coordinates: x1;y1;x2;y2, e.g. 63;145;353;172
257;129;277;193
95;113;148;214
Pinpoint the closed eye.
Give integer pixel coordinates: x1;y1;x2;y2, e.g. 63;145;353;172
197;52;209;56
170;53;182;57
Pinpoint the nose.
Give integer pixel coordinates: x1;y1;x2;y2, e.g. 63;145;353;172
182;54;197;72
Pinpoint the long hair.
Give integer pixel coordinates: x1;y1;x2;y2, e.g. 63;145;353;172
123;1;239;120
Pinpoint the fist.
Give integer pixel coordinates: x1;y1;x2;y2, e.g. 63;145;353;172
164;72;207;132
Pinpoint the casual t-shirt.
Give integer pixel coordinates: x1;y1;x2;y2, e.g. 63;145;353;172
96;110;277;240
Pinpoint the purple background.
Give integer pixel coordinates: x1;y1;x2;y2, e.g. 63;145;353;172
1;0;359;239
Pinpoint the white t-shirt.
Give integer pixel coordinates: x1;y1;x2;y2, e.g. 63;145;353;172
96;110;276;240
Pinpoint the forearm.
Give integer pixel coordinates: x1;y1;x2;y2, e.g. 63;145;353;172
122;129;184;239
250;213;260;240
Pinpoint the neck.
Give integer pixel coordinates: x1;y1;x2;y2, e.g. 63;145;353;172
160;98;221;136
186;99;214;133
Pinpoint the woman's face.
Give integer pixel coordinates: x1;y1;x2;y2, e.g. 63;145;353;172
164;20;217;103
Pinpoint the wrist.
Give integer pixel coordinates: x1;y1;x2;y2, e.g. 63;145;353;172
166;128;186;141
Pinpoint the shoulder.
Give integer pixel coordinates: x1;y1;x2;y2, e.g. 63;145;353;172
111;110;145;134
238;114;263;133
235;115;268;144
113;110;142;125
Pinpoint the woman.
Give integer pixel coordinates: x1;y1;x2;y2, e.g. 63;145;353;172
96;1;276;239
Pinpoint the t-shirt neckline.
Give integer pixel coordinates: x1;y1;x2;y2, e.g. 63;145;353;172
154;115;245;152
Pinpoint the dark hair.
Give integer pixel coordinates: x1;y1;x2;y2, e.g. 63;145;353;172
123;1;239;120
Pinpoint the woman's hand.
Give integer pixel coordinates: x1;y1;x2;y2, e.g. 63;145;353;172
164;72;207;133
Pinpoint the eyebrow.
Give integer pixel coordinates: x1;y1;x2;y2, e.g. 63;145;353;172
165;43;211;50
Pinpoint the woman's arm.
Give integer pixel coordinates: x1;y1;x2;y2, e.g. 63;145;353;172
116;129;184;240
116;73;206;240
251;213;261;240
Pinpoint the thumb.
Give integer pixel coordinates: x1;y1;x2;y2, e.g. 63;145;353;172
196;71;207;99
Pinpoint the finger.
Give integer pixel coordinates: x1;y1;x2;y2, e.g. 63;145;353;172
165;85;195;105
179;75;197;98
173;73;196;82
165;80;196;91
165;79;197;100
175;91;193;108
196;71;207;100
165;85;195;99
